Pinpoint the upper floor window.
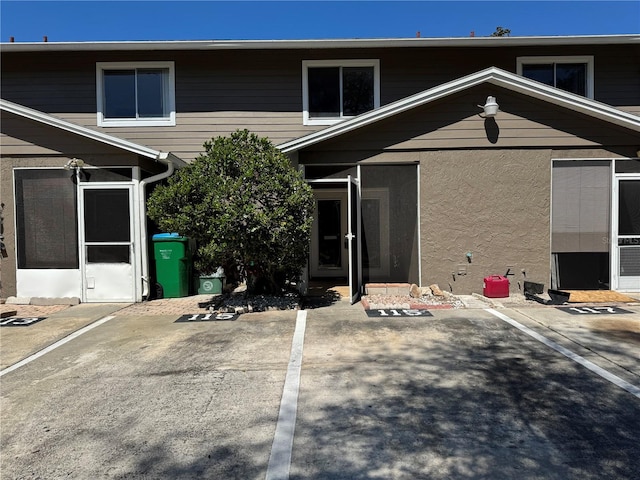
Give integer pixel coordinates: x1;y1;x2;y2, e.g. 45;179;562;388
302;60;380;125
96;62;176;127
517;56;594;98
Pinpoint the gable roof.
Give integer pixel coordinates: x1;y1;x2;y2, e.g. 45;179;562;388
278;67;640;154
0;99;186;165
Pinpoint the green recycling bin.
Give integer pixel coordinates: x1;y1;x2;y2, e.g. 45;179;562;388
152;233;192;298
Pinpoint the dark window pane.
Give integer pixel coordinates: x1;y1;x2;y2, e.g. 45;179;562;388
308;67;340;117
615;160;640;173
618;180;640;235
80;168;133;183
305;165;357;180
522;64;554;86
83;189;130;242
555;63;587;96
15;170;78;269
87;245;130;263
104;70;136;118
343;67;374;116
317;199;342;267
137;69;166;118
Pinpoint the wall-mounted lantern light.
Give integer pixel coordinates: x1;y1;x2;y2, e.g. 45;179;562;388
478;96;499;117
63;158;85;170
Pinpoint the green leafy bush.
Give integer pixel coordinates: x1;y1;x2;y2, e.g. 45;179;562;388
147;130;314;294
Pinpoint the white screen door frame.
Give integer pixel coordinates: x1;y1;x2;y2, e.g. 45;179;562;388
79;183;138;302
310;188;349;278
612;174;640;291
308;176;362;303
346;175;362;303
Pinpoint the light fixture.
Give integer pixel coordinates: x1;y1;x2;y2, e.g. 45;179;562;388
63;158;85;170
478;96;499;118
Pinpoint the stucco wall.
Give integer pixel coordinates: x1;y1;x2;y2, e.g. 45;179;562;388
420;149;552;295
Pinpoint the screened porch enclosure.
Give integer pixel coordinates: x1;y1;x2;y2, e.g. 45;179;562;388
551;159;640;292
360;165;419;285
306;163;419;288
13;167;141;301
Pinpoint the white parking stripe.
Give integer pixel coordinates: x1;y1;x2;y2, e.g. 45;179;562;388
265;310;307;480
0;315;116;378
486;308;640;399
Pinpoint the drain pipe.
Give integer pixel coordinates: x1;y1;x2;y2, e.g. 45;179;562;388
138;152;183;300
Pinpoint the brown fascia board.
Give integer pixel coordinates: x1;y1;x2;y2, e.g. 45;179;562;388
1;34;638;52
278;67;640;153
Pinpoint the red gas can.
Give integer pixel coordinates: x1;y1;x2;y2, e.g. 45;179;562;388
483;275;510;298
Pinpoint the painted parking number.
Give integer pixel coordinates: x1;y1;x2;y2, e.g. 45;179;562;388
366;308;433;318
571;307;616;313
561;306;632;315
0;317;43;326
185;313;235;321
570;307;615;314
378;309;425;316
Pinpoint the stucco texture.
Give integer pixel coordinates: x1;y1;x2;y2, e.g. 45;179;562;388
420;149;551;295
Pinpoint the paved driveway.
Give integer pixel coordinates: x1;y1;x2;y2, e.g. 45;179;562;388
294;305;640;479
1;302;639;479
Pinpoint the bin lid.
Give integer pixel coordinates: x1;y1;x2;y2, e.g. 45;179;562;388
152;233;188;241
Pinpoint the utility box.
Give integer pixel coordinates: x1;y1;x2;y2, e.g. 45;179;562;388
152;233;191;298
483;275;509;298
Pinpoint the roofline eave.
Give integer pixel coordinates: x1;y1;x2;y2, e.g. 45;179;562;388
1;34;638;52
0;99;187;166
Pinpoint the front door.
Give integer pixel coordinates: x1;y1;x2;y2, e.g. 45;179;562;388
311;189;349;278
613;176;640;291
309;177;362;303
80;185;136;302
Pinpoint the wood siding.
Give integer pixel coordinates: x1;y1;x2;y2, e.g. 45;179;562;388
1;111;143;162
1;44;639;161
301;86;640;157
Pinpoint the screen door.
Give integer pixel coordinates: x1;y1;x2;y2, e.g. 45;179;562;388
346;175;362;303
615;177;640;291
80;185;135;302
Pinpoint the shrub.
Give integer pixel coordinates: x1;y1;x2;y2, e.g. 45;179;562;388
147;130;314;294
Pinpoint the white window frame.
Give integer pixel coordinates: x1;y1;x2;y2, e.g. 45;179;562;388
517;56;594;99
302;59;380;126
96;61;176;127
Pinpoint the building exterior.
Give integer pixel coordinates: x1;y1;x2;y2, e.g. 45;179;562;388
1;35;639;303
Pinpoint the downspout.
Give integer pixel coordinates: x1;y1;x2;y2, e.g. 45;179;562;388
138;152;178;300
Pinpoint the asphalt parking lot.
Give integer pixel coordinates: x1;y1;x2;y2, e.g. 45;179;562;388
1;299;639;479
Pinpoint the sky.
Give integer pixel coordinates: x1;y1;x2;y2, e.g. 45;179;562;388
1;1;638;43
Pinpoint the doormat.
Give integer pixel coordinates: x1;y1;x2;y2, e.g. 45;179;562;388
564;290;638;303
366;308;433;318
175;313;238;323
557;306;633;315
0;317;47;327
